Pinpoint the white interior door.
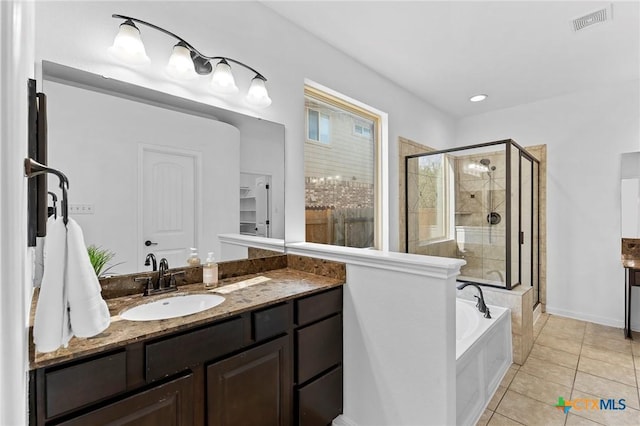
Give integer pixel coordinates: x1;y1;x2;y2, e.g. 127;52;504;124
141;147;198;268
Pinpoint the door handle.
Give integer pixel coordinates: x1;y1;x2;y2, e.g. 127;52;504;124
145;240;158;247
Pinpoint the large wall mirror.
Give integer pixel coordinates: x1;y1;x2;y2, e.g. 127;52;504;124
42;61;285;275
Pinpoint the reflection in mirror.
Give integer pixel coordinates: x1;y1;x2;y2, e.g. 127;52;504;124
42;62;284;275
621;152;640;238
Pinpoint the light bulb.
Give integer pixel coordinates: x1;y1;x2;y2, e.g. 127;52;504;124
166;43;197;80
108;20;150;65
210;60;239;94
245;76;272;108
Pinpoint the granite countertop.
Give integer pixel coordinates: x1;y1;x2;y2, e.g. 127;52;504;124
30;267;344;369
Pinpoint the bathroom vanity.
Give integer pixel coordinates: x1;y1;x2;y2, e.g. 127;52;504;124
29;256;344;425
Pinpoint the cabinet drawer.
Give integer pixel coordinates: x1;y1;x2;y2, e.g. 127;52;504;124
296;287;342;326
253;302;291;342
296;314;342;384
45;351;126;418
146;317;243;382
297;366;343;426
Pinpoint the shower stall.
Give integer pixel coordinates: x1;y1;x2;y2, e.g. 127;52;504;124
405;139;540;304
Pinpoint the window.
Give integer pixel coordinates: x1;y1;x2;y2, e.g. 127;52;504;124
307;108;331;143
304;85;383;249
412;153;454;245
353;122;372;138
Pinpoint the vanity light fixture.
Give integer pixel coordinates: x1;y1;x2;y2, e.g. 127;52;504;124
469;94;488;103
109;14;272;108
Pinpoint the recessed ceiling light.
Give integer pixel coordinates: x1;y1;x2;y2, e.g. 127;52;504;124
469;94;488;102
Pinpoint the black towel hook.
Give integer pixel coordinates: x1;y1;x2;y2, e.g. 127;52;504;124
24;158;69;224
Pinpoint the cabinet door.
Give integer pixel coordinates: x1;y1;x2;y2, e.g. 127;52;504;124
58;373;194;426
207;336;291;426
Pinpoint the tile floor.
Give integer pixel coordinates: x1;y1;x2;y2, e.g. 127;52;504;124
476;313;640;426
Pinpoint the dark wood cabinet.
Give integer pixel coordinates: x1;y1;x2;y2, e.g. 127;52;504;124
57;373;194;426
207;335;291;426
30;286;343;426
294;288;343;426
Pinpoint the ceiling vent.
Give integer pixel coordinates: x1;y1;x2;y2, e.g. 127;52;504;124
572;5;612;31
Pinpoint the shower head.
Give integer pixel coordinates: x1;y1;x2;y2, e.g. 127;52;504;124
479;159;491;166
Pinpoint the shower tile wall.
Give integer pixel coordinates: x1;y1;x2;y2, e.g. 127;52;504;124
455;152;507;285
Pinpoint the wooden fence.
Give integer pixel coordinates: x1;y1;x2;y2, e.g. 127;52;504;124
305;207;374;248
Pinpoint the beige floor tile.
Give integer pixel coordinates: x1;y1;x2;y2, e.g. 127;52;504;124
509;370;572;406
585;323;625;341
487;412;524;426
536;332;582;355
539;325;584;343
499;364;520;388
582;344;635;370
634;356;640;371
529;343;580;369
488;385;508;411
583;334;632;354
574;372;640;410
578;356;637;387
495;390;566;425
520;355;577;387
632;339;640;356
570;389;640;425
565;413;603;425
476;408;494;426
546;315;588;331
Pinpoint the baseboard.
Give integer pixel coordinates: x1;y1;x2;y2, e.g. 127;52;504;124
545;305;640;331
332;414;359;426
533;303;542;324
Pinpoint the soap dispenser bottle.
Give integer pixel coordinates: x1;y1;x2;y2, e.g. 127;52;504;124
203;252;218;287
187;248;201;266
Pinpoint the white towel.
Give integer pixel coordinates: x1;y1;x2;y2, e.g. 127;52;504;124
33;217;72;352
33;218;111;353
33;216;56;288
65;219;111;337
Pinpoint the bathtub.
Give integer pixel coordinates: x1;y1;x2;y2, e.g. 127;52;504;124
456;299;512;426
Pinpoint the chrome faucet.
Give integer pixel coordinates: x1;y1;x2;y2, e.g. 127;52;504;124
457;282;491;319
145;253;157;271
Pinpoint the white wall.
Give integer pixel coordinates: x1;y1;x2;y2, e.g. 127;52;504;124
34;1;456;251
0;1;35;424
456;79;640;328
44;80;240;274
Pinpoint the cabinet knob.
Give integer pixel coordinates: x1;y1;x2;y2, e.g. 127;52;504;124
145;240;158;247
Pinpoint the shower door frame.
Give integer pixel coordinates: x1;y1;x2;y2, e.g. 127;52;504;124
404;139;540;297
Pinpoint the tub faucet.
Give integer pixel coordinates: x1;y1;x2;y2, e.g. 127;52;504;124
457;282;491;319
144;253;157;271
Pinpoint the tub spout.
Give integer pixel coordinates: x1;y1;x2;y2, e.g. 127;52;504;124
457;282;491;319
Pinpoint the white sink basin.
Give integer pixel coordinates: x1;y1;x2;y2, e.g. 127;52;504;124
120;294;225;321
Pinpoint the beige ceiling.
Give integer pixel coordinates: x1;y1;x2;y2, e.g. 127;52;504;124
263;1;640;118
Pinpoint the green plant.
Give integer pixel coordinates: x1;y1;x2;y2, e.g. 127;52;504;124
87;245;118;277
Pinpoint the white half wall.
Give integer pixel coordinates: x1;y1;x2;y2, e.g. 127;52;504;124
0;1;35;424
456;79;640;329
287;243;462;426
34;1;456;250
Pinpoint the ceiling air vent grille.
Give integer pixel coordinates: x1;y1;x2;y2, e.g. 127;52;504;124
572;6;611;31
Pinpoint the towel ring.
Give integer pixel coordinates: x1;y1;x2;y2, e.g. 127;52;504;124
25;158;69;225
